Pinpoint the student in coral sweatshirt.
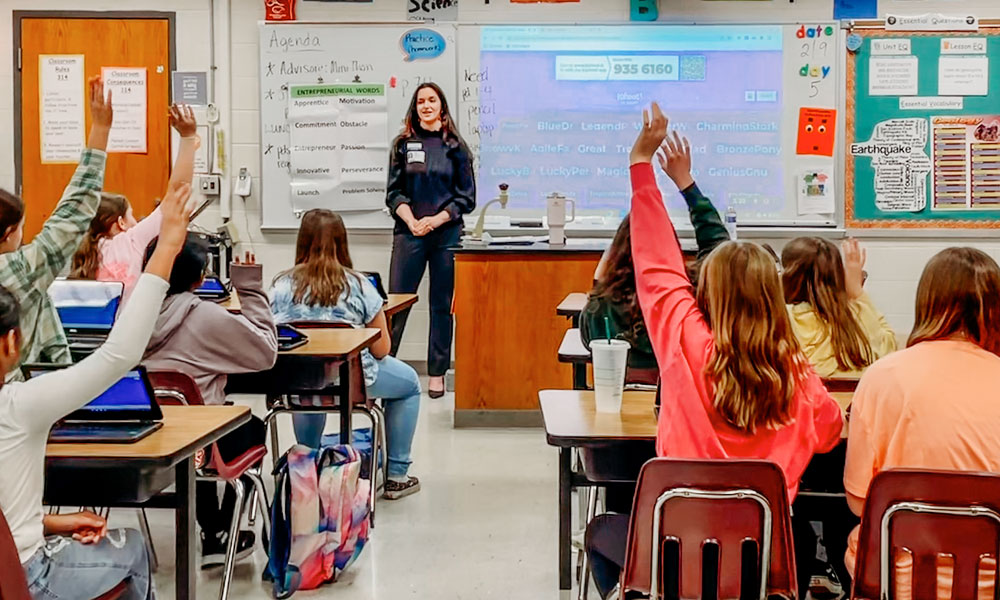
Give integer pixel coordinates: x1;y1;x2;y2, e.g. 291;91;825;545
584;105;843;599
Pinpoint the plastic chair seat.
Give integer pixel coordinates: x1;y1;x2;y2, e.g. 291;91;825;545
208;445;269;482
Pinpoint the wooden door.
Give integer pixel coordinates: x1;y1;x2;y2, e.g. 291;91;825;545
15;13;173;241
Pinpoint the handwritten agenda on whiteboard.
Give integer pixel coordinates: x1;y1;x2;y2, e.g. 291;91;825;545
258;23;457;229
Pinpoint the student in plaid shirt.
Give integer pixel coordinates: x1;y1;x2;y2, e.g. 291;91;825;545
0;76;113;376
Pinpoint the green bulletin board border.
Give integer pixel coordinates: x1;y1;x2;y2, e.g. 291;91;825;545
846;27;1000;229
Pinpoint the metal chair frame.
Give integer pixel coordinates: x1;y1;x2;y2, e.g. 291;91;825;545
878;501;1000;600
649;487;773;600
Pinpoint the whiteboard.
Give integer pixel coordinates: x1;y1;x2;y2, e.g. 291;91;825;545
456;23;841;228
258;22;457;230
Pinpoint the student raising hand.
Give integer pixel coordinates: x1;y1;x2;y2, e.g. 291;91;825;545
629;101;668;166
145;182;193;280
658;131;695;191
87;76;113;150
841;237;867;300
169;104;198;139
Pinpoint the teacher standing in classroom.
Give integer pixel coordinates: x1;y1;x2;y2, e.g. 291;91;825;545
386;82;475;398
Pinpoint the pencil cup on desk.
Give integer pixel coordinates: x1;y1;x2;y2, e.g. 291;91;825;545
590;339;630;413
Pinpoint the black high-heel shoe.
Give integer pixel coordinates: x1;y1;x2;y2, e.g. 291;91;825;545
428;387;445;399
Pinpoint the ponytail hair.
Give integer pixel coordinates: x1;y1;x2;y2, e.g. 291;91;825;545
70;193;130;280
781;237;875;372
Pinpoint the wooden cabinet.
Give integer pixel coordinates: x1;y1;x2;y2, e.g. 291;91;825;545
453;245;601;427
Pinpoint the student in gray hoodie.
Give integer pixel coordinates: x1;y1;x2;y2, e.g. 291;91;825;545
141;234;278;567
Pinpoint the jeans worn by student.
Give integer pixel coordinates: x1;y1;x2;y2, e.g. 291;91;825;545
388;222;461;377
23;528;154;600
292;355;421;478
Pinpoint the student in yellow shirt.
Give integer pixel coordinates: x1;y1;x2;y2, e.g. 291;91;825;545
781;237;896;378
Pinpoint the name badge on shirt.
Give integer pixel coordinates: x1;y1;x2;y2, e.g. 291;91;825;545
406;150;426;164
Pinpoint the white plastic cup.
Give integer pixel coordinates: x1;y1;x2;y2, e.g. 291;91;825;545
589;339;630;413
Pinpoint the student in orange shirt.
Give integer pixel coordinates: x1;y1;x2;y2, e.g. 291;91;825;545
844;247;1000;599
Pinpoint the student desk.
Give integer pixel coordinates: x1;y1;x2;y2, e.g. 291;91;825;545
223;291;418;320
45;405;250;600
557;328;590;390
226;328;381;441
539;389;853;591
556;292;588;326
383;293;419;320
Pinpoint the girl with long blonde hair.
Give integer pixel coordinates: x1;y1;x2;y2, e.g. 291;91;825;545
782;236;897;377
585;104;843;599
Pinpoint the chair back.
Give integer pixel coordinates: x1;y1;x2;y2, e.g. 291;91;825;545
852;469;1000;600
0;506;30;600
147;370;205;406
822;377;860;393
620;458;796;600
625;367;659;387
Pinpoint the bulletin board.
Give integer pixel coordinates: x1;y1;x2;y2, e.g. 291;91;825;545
846;25;1000;229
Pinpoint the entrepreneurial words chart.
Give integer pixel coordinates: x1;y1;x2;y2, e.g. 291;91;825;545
848;30;1000;228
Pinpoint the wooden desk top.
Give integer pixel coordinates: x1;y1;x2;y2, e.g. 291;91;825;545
46;405;250;468
385;293;418;318
280;327;380;358
556;292;588;317
540;389;855;448
558;328;590;363
221;292;241;313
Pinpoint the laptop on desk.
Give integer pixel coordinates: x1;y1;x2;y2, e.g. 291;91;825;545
194;275;231;302
50;280;124;357
361;271;388;303
24;365;164;443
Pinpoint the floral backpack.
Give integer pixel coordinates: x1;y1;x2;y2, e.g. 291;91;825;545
267;444;370;598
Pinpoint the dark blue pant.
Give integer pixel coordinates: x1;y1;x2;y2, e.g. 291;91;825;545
389;223;461;377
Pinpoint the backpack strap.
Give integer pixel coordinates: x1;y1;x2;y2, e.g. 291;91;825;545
267;453;302;599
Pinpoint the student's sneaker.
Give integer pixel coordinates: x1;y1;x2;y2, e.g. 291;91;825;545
809;564;845;599
200;530;256;569
383;476;420;500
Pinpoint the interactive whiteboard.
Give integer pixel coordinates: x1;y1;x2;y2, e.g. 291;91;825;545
457;24;842;227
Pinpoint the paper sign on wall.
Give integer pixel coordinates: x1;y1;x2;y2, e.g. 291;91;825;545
931;116;1000;210
287;84;389;213
797;170;836;215
39;55;86;163
796;107;837;157
869;56;919;96
851;118;932;212
938;56;989;96
102;67;148;153
886;14;979;32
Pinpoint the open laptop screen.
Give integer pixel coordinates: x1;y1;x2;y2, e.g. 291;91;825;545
23;366;163;422
361;271;388;302
194;275;229;300
49;280;124;333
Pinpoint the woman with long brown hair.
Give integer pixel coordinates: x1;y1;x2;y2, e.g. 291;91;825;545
270;209;423;499
782;236;897;377
386;82;475;398
585;104;843;599
843;247;1000;596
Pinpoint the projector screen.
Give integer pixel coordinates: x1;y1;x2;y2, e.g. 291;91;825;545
458;24;839;227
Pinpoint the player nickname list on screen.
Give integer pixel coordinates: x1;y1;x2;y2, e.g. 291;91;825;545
475;25;786;216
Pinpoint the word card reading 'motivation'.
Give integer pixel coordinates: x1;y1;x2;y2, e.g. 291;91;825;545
287;84;389;214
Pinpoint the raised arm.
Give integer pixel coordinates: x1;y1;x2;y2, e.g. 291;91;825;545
842;238;898;359
9;77;112;288
121;105;200;253
11;183;192;432
193;256;277;373
658;132;730;259
629;104;714;367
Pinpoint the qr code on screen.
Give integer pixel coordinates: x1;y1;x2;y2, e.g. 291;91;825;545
680;56;706;81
